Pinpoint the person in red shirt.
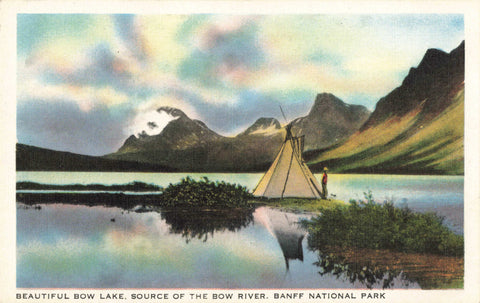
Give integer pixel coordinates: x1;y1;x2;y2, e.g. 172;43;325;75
321;167;328;199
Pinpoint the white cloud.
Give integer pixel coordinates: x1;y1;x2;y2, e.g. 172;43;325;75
18;78;130;112
136;15;189;71
136;95;199;118
128;110;179;138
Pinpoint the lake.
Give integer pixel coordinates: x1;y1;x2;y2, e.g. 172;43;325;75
16;172;464;289
17;172;464;234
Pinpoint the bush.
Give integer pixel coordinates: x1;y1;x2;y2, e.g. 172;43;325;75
302;191;464;257
159;176;253;208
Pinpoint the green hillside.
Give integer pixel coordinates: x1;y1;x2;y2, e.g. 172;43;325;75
309;87;464;175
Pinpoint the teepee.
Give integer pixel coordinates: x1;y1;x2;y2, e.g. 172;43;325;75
253;124;323;198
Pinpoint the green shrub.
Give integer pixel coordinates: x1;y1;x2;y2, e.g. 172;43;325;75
159;176;253;208
302;191;463;257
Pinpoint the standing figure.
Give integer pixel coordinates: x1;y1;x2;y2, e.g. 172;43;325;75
322;167;328;199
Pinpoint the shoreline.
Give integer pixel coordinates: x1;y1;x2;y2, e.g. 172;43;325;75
16;170;465;176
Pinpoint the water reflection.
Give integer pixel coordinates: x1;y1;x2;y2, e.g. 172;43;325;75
310;246;463;289
254;207;308;271
160;208;254;243
314;251;408;289
17;203;446;288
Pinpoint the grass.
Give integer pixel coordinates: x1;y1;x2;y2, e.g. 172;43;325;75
249;197;345;213
301;191;463;257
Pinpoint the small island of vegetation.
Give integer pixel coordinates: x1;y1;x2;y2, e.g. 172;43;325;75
300;191;464;289
17;177;254;209
301;191;463;257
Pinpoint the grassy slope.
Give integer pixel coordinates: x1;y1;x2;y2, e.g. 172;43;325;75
249;197;345;213
309;88;464;175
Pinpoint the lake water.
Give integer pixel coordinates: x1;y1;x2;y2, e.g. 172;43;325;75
17;172;464;234
16;172;464;289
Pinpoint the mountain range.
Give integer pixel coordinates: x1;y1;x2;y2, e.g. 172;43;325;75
104;93;370;172
307;41;464;174
16;41;464;175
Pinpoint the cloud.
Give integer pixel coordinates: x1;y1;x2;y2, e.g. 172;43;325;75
113;14;148;62
18;77;130;112
72;43;134;88
17;99;130;155
178;16;264;89
18;14;116;56
136;15;189;71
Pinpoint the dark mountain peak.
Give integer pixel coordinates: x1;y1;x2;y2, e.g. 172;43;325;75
313;93;340;106
402;48;450;87
403;41;464;87
253;117;281;128
124;134;138;144
193;119;210;130
448;40;465;72
157;106;188;119
361;40;465;131
311;93;347;111
417;48;450;72
422;48;449;61
316;92;335;99
115;106;222;154
309;93;369;118
240;117;281;136
291;93;370;150
450;40;465;57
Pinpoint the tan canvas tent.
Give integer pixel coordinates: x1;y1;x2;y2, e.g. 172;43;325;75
253;124;323;198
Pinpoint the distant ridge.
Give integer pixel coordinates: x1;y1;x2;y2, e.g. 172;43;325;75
292;93;370;150
16;143;176;172
104;93;368;172
238;117;282;136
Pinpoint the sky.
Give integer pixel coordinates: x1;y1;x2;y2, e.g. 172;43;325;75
17;14;464;156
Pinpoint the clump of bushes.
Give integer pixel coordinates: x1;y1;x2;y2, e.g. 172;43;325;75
159;177;253;208
302;191;463;257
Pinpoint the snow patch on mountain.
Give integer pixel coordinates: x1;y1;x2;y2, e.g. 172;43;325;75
249;124;282;135
129;110;179;138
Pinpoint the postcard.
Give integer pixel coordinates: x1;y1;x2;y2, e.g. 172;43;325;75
1;1;479;302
